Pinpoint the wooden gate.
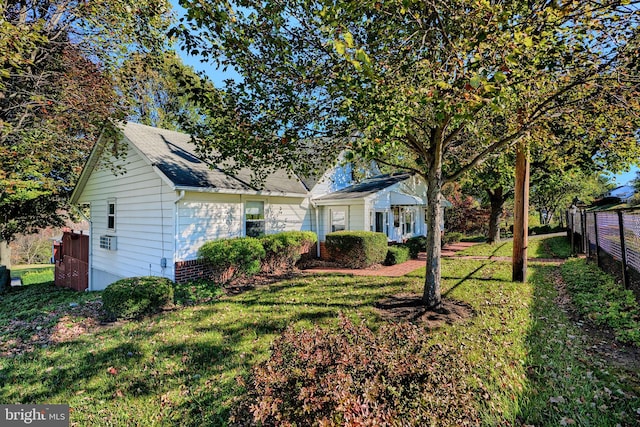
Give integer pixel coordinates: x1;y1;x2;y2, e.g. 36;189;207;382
54;230;89;291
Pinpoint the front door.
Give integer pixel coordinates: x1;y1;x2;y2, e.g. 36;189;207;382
375;212;385;234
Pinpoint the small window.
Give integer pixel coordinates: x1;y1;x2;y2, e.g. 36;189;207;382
107;199;116;230
331;210;346;232
245;201;265;237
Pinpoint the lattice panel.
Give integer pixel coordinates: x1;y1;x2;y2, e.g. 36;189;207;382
596;212;622;261
623;212;640;272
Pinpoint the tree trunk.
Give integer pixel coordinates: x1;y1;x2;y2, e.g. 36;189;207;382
512;141;530;282
423;131;444;310
0;241;11;269
487;187;504;244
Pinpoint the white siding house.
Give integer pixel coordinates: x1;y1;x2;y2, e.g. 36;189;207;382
72;122;310;290
71;122;441;290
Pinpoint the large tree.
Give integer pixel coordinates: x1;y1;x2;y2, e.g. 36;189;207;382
176;0;640;309
0;0;173;244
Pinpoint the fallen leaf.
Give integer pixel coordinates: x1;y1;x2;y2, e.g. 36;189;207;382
549;396;565;404
560;417;576;425
107;366;118;375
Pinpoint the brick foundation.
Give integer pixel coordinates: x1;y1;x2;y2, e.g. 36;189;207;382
174;260;215;284
319;242;329;260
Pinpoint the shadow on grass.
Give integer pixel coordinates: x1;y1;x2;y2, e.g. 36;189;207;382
514;265;640;426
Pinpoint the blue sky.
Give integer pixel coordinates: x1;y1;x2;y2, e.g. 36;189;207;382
170;0;238;87
607;167;638;186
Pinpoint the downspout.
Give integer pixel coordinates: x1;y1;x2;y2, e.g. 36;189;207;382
174;190;186;279
72;205;93;292
310;199;320;258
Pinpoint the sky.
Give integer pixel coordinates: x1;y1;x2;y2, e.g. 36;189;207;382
170;0;238;88
169;1;638;187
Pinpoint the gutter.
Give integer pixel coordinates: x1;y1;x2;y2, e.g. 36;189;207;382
174;185;307;199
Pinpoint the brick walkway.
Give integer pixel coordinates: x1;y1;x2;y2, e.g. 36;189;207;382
304;242;478;277
304;240;565;277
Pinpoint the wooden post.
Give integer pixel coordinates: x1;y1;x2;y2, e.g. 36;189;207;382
593;212;600;267
617;210;630;289
512;141;529;282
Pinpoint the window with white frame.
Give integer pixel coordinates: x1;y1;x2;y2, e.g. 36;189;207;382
404;209;415;234
331;210;346;232
245;201;265;237
107;199;116;231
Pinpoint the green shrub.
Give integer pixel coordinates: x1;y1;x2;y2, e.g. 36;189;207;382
405;236;427;259
232;315;479;426
325;231;388;268
198;237;266;282
260;231;317;273
173;280;223;306
561;259;640;346
443;231;463;245
102;276;174;320
384;245;410;265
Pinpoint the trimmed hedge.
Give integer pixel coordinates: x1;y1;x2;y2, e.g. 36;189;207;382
102;276;174;320
443;231;463;245
385;245;410;265
405;236;427;259
260;231;317;273
325;231;388;268
198;237;265;282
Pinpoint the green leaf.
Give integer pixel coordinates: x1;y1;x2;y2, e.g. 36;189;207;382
344;32;354;49
334;40;346;55
493;71;506;83
469;75;483;89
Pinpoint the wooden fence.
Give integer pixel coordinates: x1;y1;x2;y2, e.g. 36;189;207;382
54;230;89;291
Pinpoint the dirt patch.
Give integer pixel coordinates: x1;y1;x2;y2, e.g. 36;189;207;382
224;271;301;295
552;269;640;372
0;300;106;357
375;293;475;328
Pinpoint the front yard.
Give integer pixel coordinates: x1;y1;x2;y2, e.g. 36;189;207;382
0;236;639;425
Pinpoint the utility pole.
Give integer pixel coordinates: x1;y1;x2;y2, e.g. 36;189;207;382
512;140;529;282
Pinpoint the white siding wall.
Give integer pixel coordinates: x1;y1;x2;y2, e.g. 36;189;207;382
349;204;365;232
317;203;365;241
176;193;311;261
76;145;175;290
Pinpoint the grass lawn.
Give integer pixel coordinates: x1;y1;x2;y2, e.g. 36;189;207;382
11;264;55;285
1;238;638;426
455;234;572;259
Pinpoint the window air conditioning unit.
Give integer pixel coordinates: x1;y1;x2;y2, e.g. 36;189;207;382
100;235;117;251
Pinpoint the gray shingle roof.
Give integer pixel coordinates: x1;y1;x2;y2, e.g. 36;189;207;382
313;172;413;201
123;122;308;195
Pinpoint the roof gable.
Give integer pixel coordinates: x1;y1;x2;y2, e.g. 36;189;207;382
313;172;414;201
72;122;309;202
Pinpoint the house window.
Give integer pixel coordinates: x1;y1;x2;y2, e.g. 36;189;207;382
107;199;116;231
404;209;415;234
245;201;265;237
392;206;400;227
331;210;346;232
